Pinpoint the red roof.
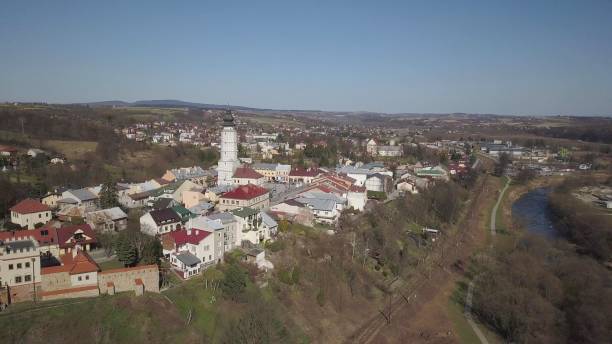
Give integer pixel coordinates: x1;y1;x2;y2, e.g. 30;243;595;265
289;167;322;177
41;250;100;275
169;228;212;246
221;184;269;200
232;167;264;179
0;226;58;246
56;224;97;249
10;198;50;214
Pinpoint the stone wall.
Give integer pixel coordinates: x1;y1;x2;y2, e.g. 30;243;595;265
40;285;99;301
98;265;159;294
41;271;71;291
8;283;40;303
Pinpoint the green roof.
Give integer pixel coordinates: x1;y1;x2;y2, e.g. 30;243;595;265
172;205;196;220
230;207;259;218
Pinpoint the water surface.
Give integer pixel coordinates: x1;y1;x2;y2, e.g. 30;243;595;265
512;188;559;239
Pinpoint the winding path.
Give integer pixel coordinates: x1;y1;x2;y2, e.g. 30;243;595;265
463;176;510;344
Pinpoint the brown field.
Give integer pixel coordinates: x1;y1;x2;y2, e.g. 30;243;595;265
43;140;98;160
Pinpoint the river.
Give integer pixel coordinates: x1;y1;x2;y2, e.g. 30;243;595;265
511;188;560;239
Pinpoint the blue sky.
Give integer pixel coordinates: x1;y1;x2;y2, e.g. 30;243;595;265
1;0;611;115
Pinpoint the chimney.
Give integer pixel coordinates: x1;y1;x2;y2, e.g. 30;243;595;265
187;228;191;236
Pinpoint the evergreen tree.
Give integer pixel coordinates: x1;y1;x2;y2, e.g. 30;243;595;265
115;234;137;267
99;177;119;209
222;264;247;301
141;238;163;265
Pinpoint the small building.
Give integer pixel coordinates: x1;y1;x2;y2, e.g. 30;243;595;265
140;208;182;235
56;224;98;254
218;184;270;211
85;207;128;232
232;167;266;186
10;198;52;229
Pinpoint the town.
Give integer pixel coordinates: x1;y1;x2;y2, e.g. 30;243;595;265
2;1;612;343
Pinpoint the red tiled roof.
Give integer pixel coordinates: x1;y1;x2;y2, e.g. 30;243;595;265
349;185;366;192
232;167;264;179
10;198;50;214
0;226;58;246
56;224;97;249
41;250;100;275
169;228;212;246
221;184;269;200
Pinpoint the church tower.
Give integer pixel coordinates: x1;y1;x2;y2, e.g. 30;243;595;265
216;109;240;185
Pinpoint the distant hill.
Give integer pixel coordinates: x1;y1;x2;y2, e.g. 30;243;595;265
80;99;320;113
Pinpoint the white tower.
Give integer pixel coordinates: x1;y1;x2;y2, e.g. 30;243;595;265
216;109;240;185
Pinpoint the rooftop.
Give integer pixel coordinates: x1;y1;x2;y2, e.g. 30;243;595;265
10;198;50;214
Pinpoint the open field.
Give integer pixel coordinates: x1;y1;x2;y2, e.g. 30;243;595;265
43;140;98;160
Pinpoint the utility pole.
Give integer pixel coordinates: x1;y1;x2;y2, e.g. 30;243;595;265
31;257;36;302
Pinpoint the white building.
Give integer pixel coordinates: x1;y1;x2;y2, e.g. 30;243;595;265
216;110;241;185
10;199;52;229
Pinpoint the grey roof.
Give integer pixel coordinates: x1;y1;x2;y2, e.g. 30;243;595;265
207;184;234;195
88;207;127;221
206;212;237;224
58;197;78;204
361;162;386;170
337;166;370;175
68;188;98;202
176;252;201;266
3;240;36;251
261;212;278;228
170;166;209;180
295;197;337;212
188;202;214;214
252;163;277;170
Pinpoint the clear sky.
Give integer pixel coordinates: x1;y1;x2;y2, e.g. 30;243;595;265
1;0;611;115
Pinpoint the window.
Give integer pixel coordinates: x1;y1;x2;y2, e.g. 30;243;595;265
15;276;22;283
78;276;82;281
85;275;89;280
8;264;13;270
17;263;22;269
25;262;30;268
39;214;42;218
25;275;31;282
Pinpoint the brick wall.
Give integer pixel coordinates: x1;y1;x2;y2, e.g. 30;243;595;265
41;271;71;291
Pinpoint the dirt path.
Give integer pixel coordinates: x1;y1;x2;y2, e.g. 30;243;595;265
347;175;498;343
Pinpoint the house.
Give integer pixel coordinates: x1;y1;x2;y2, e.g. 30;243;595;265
172;205;195;223
27;148;46;158
59;189;99;210
347;185;368;211
182;189;206;208
293;193;346;225
204;185;233;203
140;208;182;235
0;145;18;157
415;165;449;181
366;139;378;155
269;199;315;226
218;184;270;211
252;163;291;182
0;238;41;302
232;167;265;186
188;202;214;216
56;205;87;223
365;173;392;193
56;224;98;254
85;207;128;232
377;145;403;157
0;226;60;257
10;198;52;229
151;197;178;211
288;167;322;184
162;166;211;186
243;247;274;271
120;191;149;209
41;191;63;209
164;228;216;279
205;212;239;253
230;207;271;245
